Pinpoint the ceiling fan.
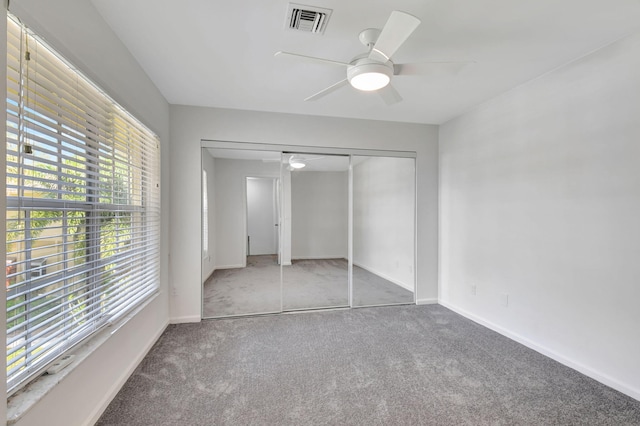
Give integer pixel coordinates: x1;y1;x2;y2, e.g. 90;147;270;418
262;154;324;170
275;10;462;105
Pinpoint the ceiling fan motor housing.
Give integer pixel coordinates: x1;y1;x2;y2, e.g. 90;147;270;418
358;28;381;48
347;58;394;91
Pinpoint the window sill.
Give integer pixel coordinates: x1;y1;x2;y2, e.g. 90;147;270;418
6;292;159;425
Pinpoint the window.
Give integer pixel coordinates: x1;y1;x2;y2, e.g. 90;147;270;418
5;15;161;393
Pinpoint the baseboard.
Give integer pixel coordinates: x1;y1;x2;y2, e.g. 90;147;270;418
170;315;202;324
353;261;413;292
291;255;347;260
416;298;438;305
85;319;169;426
438;300;640;402
215;264;244;270
202;267;216;284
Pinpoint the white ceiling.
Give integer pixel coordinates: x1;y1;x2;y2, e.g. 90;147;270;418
92;0;640;125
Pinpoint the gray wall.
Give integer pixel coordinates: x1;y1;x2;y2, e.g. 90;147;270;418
291;171;348;260
439;31;640;400
170;106;440;322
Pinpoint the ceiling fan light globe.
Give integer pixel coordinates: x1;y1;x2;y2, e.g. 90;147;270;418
350;72;390;91
347;62;393;91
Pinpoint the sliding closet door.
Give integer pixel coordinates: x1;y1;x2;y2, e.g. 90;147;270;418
351;156;416;307
281;153;350;311
201;148;283;318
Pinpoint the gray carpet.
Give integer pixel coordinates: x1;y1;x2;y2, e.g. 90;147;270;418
204;256;282;317
203;256;414;318
282;258;349;311
96;305;640;425
352;265;414;307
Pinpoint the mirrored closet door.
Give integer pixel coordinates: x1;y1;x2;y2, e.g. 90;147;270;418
201;145;417;319
201;148;282;317
281;153;350;311
352;156;416;307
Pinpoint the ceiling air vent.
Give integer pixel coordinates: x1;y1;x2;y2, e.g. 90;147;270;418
286;3;332;34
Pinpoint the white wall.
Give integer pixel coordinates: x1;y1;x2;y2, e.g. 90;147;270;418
439;31;640;400
170;106;439;320
353;157;415;291
201;149;216;281
6;1;171;424
291;171;348;260
213;158;280;268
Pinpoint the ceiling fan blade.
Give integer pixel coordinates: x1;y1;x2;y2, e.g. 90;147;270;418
275;51;350;67
369;11;421;62
305;79;349;102
394;61;476;76
379;84;402;105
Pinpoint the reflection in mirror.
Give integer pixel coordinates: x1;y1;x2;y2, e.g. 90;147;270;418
352;156;415;306
201;148;283;318
281;153;350;311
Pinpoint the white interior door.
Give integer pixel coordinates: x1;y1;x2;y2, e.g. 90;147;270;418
247;177;278;255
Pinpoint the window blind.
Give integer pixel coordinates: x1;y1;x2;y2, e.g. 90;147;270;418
5;15;161;393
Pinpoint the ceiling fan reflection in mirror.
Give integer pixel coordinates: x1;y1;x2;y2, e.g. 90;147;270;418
275;10;471;105
262;154;324;170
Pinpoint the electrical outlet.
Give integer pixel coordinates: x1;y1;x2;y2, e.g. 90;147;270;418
501;293;509;308
470;285;477;296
